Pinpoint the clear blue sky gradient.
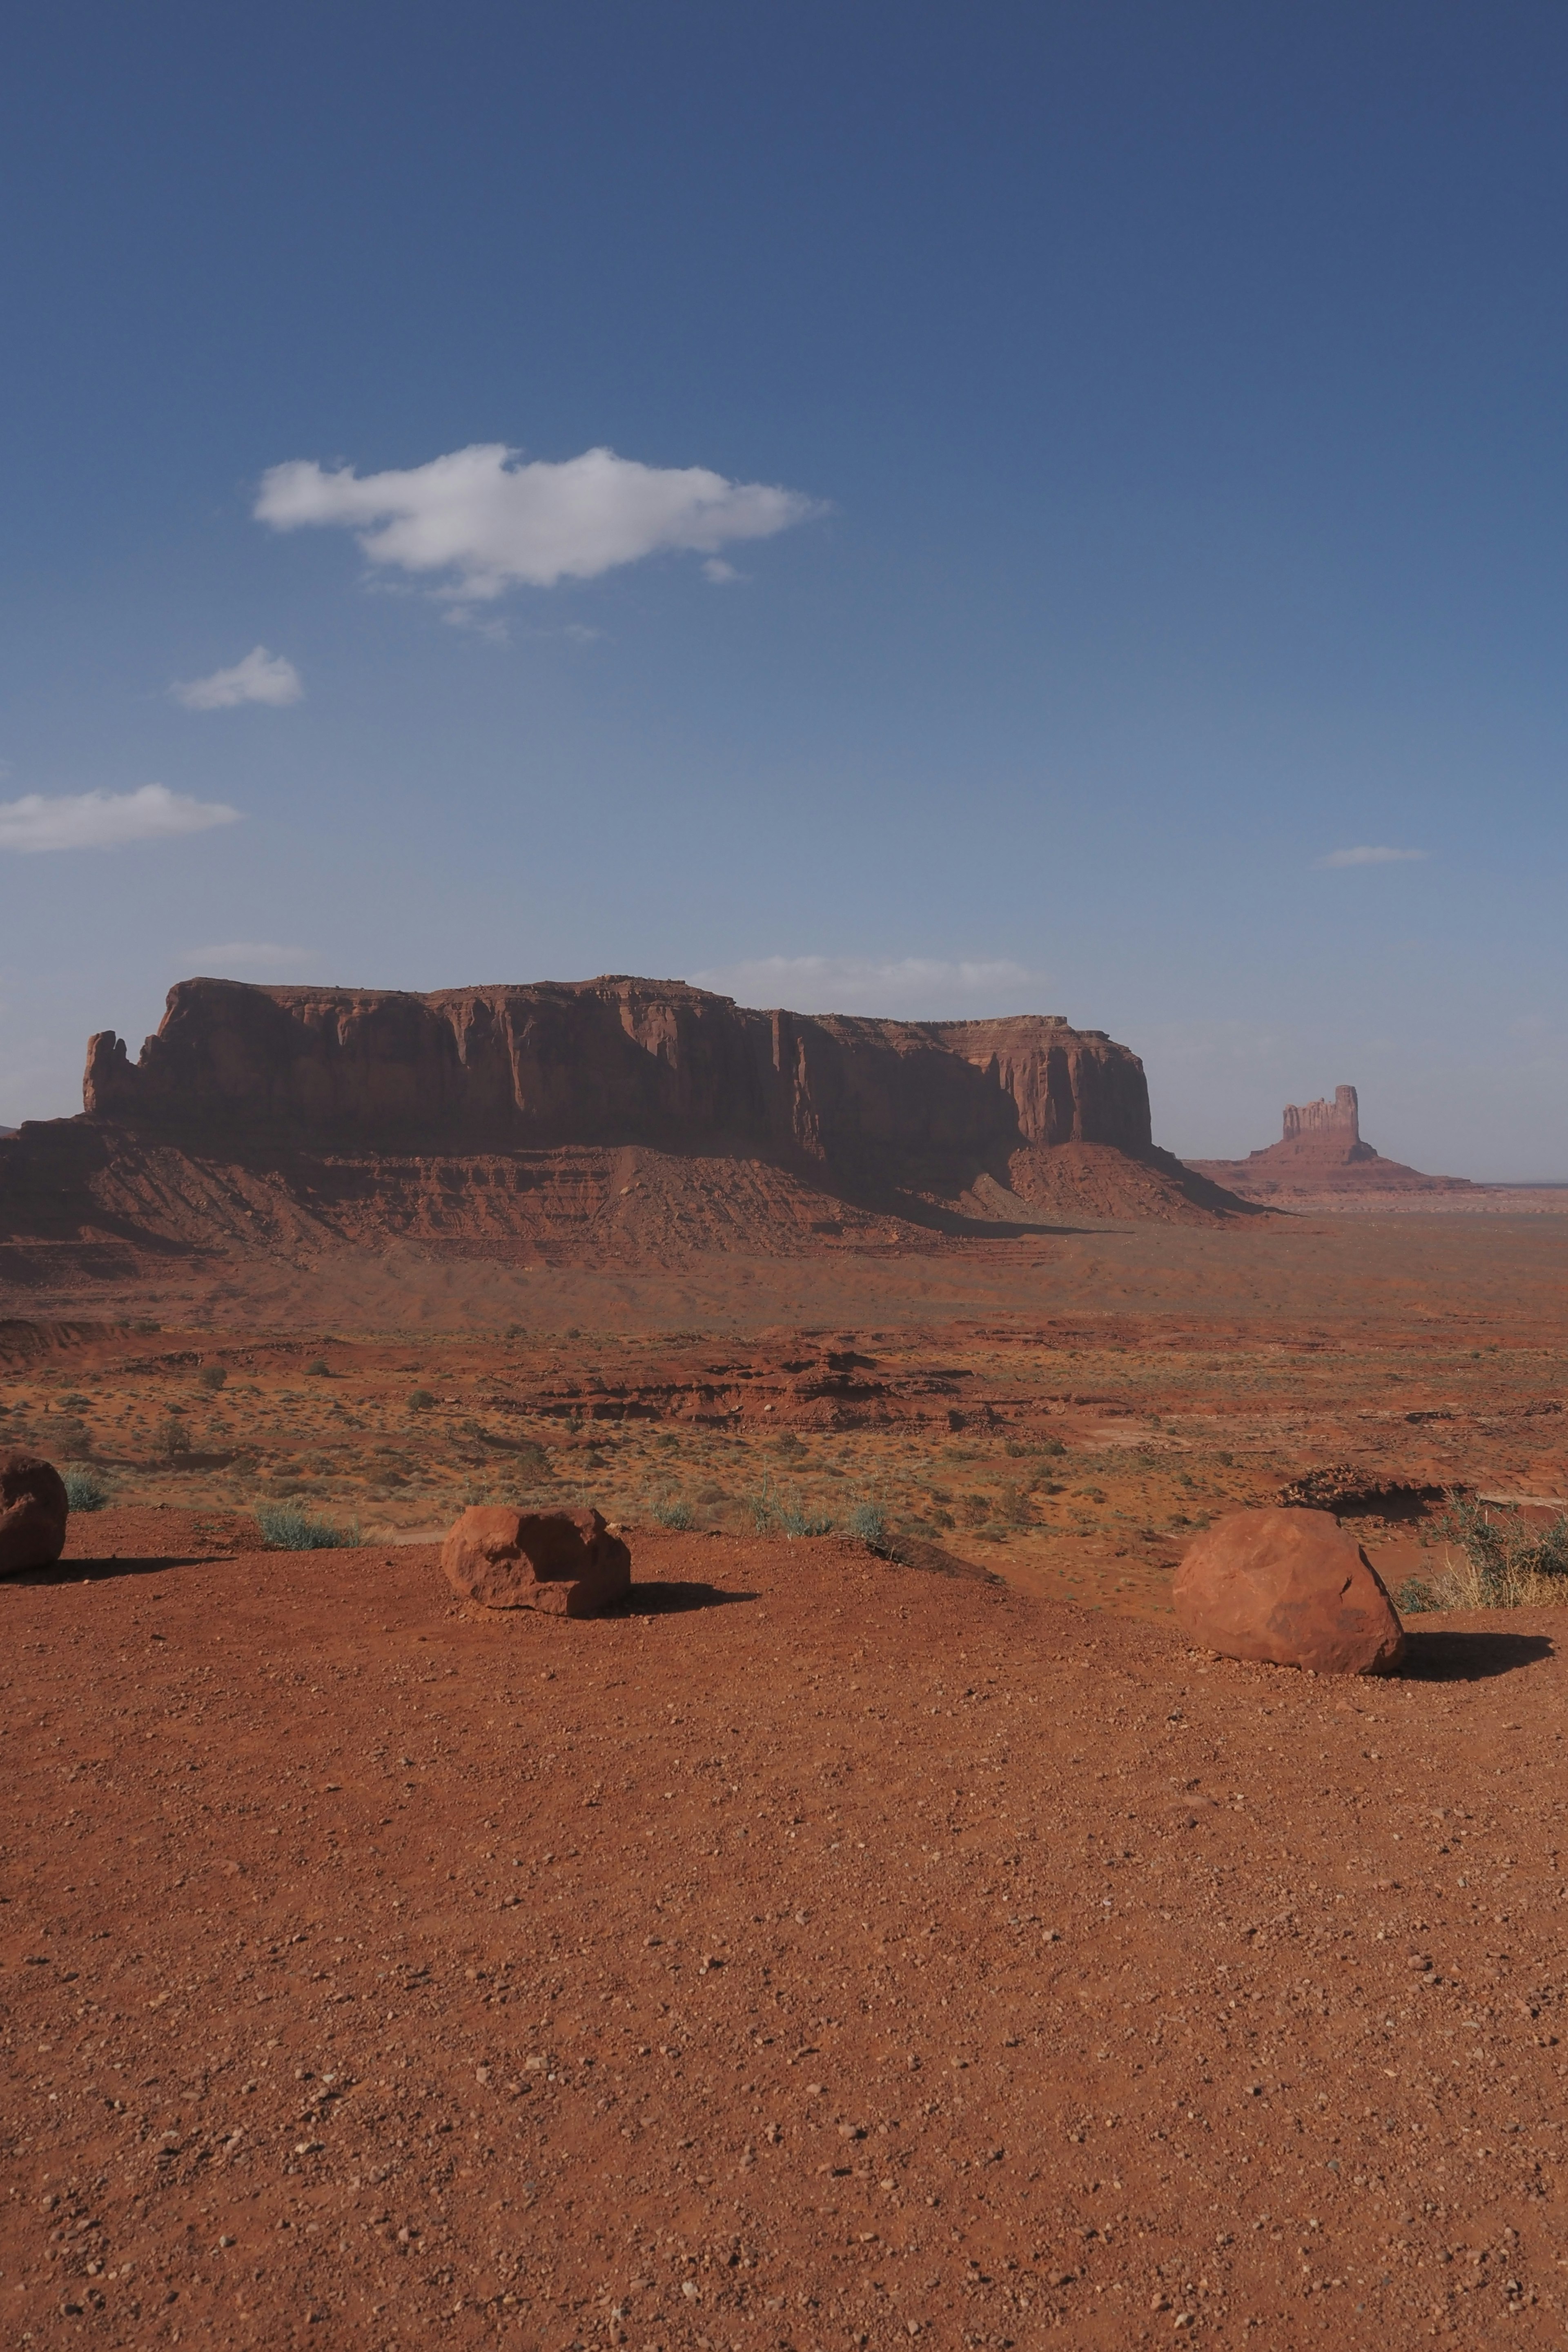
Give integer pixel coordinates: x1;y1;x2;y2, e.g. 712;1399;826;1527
2;2;1565;1174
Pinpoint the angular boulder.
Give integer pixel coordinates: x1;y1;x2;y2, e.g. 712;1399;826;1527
1173;1506;1405;1676
441;1505;631;1618
0;1452;69;1576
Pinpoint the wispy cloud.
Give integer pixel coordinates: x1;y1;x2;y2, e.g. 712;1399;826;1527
255;441;824;601
172;646;303;709
688;954;1049;1018
0;784;241;853
181;942;320;971
1316;845;1428;868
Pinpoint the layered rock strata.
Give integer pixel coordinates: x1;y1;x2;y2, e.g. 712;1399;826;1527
1191;1082;1472;1202
82;977;1154;1172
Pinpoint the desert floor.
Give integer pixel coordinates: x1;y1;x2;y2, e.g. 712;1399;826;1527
3;1209;1568;2347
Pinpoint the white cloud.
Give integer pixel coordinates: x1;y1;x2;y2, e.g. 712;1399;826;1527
255;441;824;600
1316;844;1428;868
172;645;303;709
181;942;320;971
688;954;1049;1018
0;783;241;854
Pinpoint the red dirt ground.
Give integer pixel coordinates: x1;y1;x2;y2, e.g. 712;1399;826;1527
4;1508;1566;2348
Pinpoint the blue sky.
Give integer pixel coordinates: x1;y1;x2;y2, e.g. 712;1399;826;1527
2;2;1566;1175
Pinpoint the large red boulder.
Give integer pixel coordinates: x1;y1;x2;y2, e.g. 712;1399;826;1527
1173;1506;1405;1676
0;1452;69;1576
441;1506;631;1618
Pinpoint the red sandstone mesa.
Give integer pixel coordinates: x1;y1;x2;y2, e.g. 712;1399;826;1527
0;1451;69;1576
80;975;1156;1162
1189;1081;1472;1201
441;1505;632;1617
1172;1506;1406;1675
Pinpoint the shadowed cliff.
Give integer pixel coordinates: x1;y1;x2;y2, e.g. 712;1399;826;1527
0;977;1254;1298
82;976;1155;1172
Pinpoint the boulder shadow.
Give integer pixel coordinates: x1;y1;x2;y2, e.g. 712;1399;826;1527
8;1554;204;1587
622;1581;759;1615
1398;1628;1554;1682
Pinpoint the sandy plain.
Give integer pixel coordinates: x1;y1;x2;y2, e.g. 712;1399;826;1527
3;1208;1568;2348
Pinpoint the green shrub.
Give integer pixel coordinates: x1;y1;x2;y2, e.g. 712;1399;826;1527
197;1366;227;1390
1036;1436;1067;1458
1398;1492;1568;1610
255;1501;360;1551
63;1463;111;1512
653;1497;693;1530
848;1501;887;1550
408;1388;435;1412
778;1492;833;1538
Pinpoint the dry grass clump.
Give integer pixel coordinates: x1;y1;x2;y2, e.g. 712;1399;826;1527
1396;1493;1568;1613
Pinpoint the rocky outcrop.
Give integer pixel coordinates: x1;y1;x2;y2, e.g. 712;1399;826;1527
1281;1085;1371;1156
82;977;1155;1174
1190;1081;1473;1202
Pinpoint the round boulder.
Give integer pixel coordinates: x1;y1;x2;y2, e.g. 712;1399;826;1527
0;1452;69;1577
441;1505;631;1618
1172;1506;1405;1676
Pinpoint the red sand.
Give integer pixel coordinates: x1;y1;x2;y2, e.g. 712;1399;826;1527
4;1508;1567;2347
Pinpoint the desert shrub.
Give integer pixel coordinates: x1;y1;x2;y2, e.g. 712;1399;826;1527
847;1501;887;1550
255;1501;361;1551
996;1481;1033;1526
777;1491;833;1538
408;1388;436;1412
197;1365;227;1390
771;1432;806;1459
960;1491;990;1529
63;1463;111;1512
1036;1436;1067;1458
653;1497;693;1530
158;1418;192;1457
1396;1493;1568;1611
306;1358;330;1376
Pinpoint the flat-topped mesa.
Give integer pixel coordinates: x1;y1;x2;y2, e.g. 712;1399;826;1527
1282;1084;1365;1152
81;976;1154;1174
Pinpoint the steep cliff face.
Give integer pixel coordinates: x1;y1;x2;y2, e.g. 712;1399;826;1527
82;976;1154;1170
1190;1081;1472;1201
1281;1085;1371;1158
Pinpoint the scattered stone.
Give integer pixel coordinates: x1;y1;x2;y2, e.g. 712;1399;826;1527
0;1452;69;1576
1172;1506;1405;1676
441;1506;631;1617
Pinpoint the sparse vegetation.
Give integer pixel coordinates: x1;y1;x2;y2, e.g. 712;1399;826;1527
848;1500;887;1550
63;1463;111;1511
1396;1492;1568;1612
653;1496;693;1529
197;1365;227;1390
408;1388;436;1412
254;1501;361;1551
777;1491;833;1537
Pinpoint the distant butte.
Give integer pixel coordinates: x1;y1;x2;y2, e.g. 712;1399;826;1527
1189;1082;1474;1203
0;976;1256;1295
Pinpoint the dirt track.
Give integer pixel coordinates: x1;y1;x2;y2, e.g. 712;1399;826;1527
4;1510;1566;2347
